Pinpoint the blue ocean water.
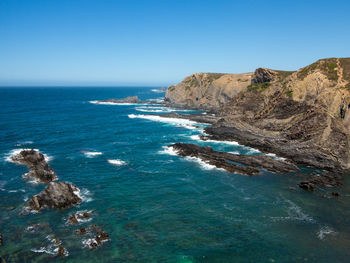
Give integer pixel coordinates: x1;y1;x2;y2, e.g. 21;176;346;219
0;87;349;263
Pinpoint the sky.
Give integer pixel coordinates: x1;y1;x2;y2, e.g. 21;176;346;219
0;0;349;86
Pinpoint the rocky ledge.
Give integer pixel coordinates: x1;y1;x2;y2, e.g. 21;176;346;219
11;149;56;183
169;143;299;176
27;182;82;211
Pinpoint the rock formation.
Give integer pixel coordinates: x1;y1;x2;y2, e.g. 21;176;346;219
96;96;141;104
169;143;299;175
75;225;109;249
166;58;350;179
11;149;56;183
27;182;82;211
68;211;92;225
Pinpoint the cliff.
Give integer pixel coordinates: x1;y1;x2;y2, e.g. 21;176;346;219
166;57;350;172
165;72;253;109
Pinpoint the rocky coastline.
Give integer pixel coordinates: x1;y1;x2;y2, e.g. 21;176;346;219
164;57;350;190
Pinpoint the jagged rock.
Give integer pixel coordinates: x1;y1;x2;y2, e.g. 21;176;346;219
68;211;92;225
75;227;87;235
11;149;56;183
169;143;299;176
298;181;315;191
27;182;82;211
251;68;277;84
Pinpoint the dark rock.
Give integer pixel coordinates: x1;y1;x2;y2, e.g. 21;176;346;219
27;182;82;211
11;149;56;183
79;225;110;249
98;96;141;104
331;192;340;197
68;211;92;225
0;232;2;246
75;227;87;235
57;245;66;257
298;181;315;191
169;143;299;176
251;68;277;84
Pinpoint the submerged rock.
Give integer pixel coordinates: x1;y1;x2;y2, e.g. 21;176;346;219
27;182;82;211
11;149;56;183
0;232;2;246
169;143;299;176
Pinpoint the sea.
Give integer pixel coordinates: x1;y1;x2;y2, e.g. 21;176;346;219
0;87;349;262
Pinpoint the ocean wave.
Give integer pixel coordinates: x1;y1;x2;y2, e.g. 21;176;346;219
108;159;126;166
158;145;179;156
158;146;224;171
31;235;69;257
128;114;201;130
5;148;53;163
151;89;165;93
271;198;315;223
317;226;337;240
74;188;93;203
15;140;34;146
89;100;145;106
82;151;103;158
189;134;240;146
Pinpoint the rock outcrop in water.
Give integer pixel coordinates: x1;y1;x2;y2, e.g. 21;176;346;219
68;211;92;225
75;225;109;249
27;182;82;211
166;58;350;182
169;143;299;175
11;149;56;183
95;96;141;104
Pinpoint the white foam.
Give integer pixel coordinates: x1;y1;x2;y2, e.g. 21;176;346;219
108;159;126;166
266;153;286;161
158;146;179;156
271;199;315;223
228;151;240;155
31;235;69;256
15;140;33;146
151;89;165;93
5;148;53;163
317;226;337;240
82;151;103;158
89;100;145;106
68;210;93;224
73;188;93;203
185;156;224;171
189;134;240;145
128;114;200;130
159;146;224;171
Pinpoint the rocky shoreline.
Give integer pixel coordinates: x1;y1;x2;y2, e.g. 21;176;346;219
164;58;350;190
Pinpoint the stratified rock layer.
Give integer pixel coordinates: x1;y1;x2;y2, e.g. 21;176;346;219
170;143;299;176
28;182;82;211
11;149;56;183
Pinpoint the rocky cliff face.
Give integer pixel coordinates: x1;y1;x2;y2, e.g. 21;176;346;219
166;57;350;171
165;72;253;109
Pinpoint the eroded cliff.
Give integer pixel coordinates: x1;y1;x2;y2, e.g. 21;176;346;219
166;58;350;172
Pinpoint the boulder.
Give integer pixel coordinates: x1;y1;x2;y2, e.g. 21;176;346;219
27;182;82;211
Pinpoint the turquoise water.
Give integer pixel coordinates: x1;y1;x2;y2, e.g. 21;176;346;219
0;87;349;262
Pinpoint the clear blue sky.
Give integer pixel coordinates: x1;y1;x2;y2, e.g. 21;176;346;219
0;0;349;86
